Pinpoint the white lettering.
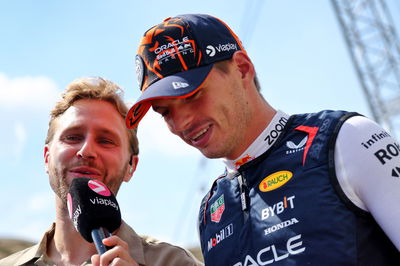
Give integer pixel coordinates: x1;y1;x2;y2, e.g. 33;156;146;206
207;223;234;251
287;234;306;254
172;81;189;89
72;204;81;227
287;196;295;207
276;202;284;214
272;244;288;261
90;197;119;211
154;36;189;54
256;246;273;265
264;218;299;235
215;43;237;53
261;195;295;220
233;234;305;266
243;255;258;266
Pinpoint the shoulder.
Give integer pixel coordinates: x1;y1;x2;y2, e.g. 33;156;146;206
335;115;392;149
0;244;40;266
339;115;382;133
140;235;203;266
334;114;390;171
333;115;397;208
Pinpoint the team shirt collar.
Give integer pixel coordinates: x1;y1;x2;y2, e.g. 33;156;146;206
223;110;290;173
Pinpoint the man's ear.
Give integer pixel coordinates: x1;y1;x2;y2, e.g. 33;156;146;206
124;155;139;182
44;145;50;173
232;51;255;86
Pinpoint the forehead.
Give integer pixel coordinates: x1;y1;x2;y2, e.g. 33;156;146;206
54;99;128;138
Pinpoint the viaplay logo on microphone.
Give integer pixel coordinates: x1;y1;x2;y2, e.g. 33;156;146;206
67;193;77;221
88;180;119;212
67;178;120;231
88;179;111;196
67;193;81;230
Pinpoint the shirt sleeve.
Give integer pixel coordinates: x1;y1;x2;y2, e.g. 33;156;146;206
334;115;400;250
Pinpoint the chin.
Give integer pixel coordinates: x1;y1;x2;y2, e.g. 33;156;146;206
200;149;223;159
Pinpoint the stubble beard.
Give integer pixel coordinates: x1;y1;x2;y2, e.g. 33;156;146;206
48;166;69;210
200;100;251;160
48;162;128;211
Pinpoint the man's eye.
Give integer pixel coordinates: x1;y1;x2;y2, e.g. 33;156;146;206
66;135;81;141
99;138;114;145
160;110;169;118
154;108;169;118
62;135;83;143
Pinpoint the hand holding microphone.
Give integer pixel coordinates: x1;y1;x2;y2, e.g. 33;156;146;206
67;178;139;265
67;177;121;254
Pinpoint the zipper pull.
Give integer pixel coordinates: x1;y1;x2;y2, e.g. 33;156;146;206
237;174;249;211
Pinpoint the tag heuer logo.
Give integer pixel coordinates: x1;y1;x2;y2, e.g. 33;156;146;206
210;194;225;223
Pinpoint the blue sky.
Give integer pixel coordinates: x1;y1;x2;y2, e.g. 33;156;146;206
1;0;399;248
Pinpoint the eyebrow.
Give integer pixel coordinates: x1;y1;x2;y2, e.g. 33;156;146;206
61;125;122;140
97;128;121;138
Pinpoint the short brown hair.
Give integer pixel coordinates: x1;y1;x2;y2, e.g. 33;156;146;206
45;77;139;155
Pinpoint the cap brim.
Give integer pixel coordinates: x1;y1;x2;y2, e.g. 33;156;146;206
126;64;213;129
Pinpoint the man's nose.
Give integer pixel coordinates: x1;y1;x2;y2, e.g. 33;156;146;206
76;138;97;160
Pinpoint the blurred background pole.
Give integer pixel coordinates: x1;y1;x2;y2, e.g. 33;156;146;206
331;0;400;138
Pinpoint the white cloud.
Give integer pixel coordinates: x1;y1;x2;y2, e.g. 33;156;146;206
0;73;59;110
0;73;59;163
12;121;27;161
137;109;200;157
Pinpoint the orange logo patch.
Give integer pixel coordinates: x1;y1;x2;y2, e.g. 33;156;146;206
234;154;255;169
259;171;293;192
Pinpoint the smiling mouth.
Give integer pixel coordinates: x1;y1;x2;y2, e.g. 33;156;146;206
189;125;210;142
79;171;94;175
70;168;100;178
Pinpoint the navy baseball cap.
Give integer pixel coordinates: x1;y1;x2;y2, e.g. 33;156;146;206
126;14;246;128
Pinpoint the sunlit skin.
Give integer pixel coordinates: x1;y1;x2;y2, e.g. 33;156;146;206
43;99;139;266
152;51;275;160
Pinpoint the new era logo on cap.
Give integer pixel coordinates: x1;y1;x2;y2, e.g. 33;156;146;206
172;81;189;89
126;14;246;129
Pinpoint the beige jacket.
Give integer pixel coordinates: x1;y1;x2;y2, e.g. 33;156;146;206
0;222;203;266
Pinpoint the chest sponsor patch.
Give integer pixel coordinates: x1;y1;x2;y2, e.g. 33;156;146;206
207;223;233;251
259;171;293;192
210;194;225;223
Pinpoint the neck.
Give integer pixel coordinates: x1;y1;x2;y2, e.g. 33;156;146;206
250;98;276;141
47;197;97;266
227;96;276;160
223;109;290;171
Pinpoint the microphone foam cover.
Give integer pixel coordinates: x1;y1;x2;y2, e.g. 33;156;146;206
67;177;121;242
